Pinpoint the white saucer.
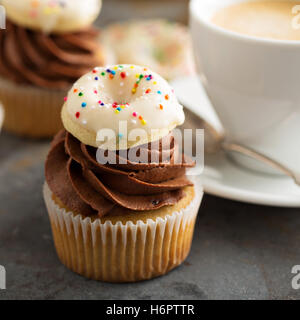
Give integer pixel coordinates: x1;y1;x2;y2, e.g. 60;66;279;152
171;75;300;207
203;151;300;207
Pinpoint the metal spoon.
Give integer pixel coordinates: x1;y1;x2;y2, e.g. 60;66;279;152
183;105;300;187
222;141;300;186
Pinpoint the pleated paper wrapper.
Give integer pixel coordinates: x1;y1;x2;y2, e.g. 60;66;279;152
43;180;203;283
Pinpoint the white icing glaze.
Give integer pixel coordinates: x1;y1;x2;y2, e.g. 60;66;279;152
65;64;185;140
2;0;102;33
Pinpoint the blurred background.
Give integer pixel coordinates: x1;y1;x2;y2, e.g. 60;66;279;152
97;0;189;26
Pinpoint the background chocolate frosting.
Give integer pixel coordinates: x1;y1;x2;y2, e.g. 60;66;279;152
45;130;195;217
0;20;106;89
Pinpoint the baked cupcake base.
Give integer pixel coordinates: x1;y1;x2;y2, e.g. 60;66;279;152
43;181;203;283
0;77;65;138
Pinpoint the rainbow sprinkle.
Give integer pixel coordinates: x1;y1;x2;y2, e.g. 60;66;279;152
132;74;145;95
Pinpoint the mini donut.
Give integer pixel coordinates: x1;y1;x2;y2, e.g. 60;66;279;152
102;20;196;80
62;64;185;150
2;0;102;33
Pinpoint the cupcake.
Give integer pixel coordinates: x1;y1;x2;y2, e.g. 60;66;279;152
102;20;196;80
0;0;114;138
43;64;203;282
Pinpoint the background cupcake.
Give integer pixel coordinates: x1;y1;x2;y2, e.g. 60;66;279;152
44;64;203;282
0;0;114;138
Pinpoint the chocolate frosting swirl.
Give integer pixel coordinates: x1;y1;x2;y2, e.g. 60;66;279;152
45;130;195;217
0;20;106;89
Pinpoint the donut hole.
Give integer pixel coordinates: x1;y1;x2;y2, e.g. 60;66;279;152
102;71;150;105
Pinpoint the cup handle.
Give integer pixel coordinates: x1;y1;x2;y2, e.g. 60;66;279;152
171;74;224;135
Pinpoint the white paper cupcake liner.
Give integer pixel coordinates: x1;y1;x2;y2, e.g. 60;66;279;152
43;180;203;283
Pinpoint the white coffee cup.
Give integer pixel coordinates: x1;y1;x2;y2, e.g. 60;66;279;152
190;0;300;176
